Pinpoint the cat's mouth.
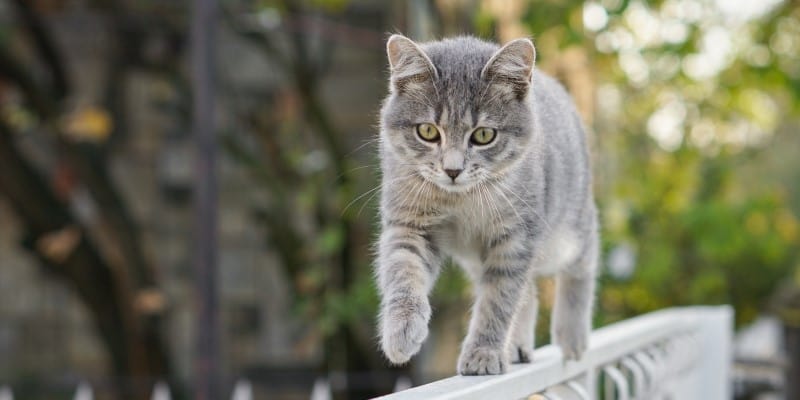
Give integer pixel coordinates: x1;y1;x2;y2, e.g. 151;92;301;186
431;176;476;193
417;169;480;194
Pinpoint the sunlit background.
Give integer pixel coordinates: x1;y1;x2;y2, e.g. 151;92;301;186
0;0;798;399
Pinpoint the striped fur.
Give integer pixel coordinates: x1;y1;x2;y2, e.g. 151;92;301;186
376;35;599;375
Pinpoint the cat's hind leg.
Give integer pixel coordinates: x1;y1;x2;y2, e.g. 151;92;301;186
508;278;538;364
551;236;597;361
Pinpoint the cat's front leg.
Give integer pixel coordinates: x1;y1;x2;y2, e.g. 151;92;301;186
377;224;440;365
458;249;531;375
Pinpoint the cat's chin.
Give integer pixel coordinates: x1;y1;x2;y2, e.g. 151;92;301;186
432;179;477;194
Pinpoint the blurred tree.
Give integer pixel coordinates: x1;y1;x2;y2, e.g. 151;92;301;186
578;0;800;327
423;0;800;346
221;2;800;395
0;1;184;398
222;0;391;398
480;0;800;331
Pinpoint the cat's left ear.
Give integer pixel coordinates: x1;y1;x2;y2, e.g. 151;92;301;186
481;38;536;99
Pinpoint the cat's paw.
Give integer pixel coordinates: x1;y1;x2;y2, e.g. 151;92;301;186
508;344;533;364
380;297;431;365
457;346;507;375
553;326;588;361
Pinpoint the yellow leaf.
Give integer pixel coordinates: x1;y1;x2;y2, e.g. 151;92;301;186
62;106;113;142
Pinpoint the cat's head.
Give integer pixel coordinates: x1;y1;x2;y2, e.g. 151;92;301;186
380;35;536;193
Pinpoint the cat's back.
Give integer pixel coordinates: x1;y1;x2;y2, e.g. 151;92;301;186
530;70;587;150
528;69;594;225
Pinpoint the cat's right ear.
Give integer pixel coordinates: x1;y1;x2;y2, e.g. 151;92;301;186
386;34;437;94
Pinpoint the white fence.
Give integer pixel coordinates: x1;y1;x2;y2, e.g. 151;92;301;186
0;380;253;400
375;306;733;400
0;306;733;400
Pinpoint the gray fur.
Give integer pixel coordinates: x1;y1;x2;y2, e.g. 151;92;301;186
375;34;598;375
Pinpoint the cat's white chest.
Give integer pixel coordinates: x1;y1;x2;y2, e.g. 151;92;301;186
435;222;483;279
434;206;505;280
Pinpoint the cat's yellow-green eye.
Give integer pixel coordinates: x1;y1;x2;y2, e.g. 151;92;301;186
416;123;440;142
471;127;496;145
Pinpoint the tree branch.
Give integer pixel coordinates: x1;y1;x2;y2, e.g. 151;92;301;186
10;0;70;99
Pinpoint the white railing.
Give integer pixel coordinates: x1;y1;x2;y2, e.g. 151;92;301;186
0;306;732;400
375;306;733;400
0;379;253;400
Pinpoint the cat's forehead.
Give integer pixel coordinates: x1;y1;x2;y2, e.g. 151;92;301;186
420;37;498;82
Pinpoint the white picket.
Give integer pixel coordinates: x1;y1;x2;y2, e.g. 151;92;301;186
231;379;253;400
310;378;332;400
0;386;13;400
151;381;171;400
392;376;412;393
73;381;93;400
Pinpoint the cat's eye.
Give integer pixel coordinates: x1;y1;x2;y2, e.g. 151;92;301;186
416;123;440;142
470;127;496;145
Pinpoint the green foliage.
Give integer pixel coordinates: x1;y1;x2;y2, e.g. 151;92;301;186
508;0;800;327
600;147;799;325
227;1;800;374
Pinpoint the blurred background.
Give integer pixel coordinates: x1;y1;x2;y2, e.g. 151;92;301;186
0;0;798;399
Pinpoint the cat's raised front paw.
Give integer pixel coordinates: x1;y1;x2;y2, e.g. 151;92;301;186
380;297;430;365
457;346;507;375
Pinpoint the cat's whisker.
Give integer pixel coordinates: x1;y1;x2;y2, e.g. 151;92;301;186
345;137;381;157
476;182;488;223
357;187;382;218
342;185;384;216
493;178;554;235
342;173;419;216
488;180;524;228
484;182;505;226
411;179;430;221
395;175;427;216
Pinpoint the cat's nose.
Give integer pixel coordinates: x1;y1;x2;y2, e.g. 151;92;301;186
444;168;462;181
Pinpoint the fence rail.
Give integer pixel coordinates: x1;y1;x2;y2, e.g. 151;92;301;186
375;306;733;400
0;306;732;400
0;380;253;400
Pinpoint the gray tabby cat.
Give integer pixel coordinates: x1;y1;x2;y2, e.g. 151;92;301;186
376;34;598;375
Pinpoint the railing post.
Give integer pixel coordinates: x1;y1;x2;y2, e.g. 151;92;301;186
151;381;171;400
73;382;93;400
693;306;734;399
0;386;12;400
231;379;253;400
310;378;332;400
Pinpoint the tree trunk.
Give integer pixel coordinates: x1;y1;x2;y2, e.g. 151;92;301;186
0;123;169;399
